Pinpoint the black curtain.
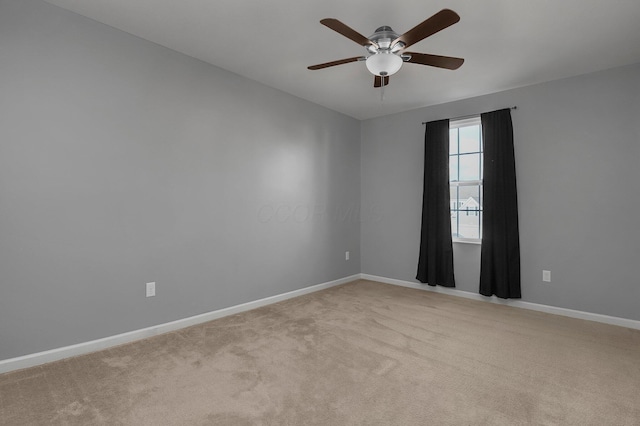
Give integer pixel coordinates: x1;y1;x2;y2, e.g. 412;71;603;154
417;119;455;287
480;109;521;298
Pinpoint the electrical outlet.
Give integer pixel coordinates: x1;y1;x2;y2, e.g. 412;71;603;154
146;282;156;297
345;251;350;261
542;270;551;282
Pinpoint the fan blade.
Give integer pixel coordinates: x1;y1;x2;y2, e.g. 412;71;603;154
392;9;460;49
308;56;365;70
373;75;390;87
405;52;464;70
320;19;377;48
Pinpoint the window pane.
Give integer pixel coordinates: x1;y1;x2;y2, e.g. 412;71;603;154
449;128;458;154
460;185;481;239
458;185;481;210
459;125;480;153
458;218;480;239
449;155;459;182
450;186;459;237
451;216;459;238
451;185;482;240
459;153;480;181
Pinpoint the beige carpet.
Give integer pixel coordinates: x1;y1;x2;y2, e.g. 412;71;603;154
1;280;639;425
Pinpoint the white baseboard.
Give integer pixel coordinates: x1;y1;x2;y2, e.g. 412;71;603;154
0;274;360;374
360;273;640;331
4;272;637;375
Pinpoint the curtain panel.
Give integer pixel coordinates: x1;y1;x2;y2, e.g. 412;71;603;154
480;109;521;298
416;119;455;287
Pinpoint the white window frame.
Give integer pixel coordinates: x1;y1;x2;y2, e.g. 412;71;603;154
450;116;482;244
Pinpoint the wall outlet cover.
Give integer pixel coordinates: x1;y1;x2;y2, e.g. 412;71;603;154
146;282;156;297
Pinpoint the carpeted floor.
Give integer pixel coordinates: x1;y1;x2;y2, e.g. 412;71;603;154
1;279;639;425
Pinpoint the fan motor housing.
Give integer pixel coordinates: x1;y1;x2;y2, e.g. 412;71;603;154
367;26;403;53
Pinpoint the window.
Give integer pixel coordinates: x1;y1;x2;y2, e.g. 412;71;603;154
450;117;482;242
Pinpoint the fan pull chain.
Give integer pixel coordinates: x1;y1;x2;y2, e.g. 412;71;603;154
380;77;385;101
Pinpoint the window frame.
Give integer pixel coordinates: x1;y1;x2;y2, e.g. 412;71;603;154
449;116;483;244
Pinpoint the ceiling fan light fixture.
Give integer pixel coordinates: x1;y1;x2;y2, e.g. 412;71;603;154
366;52;403;77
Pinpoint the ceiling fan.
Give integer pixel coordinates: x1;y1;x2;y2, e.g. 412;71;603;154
308;9;464;87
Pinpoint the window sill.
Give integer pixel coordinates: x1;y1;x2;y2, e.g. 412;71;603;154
453;238;481;245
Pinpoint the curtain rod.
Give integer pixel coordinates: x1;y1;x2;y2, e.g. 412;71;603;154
422;106;517;125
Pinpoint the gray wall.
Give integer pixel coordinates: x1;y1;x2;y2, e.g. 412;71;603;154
0;0;361;360
361;62;640;321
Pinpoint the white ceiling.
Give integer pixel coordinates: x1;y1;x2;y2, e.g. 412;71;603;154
44;0;640;120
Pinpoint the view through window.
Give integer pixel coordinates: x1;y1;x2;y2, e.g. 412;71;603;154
450;117;482;242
